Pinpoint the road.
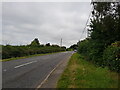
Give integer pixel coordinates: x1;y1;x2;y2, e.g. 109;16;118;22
2;51;73;88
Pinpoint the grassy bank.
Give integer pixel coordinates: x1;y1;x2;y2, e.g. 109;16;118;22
57;53;119;88
0;51;64;62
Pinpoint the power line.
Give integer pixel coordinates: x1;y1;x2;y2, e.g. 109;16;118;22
80;10;92;41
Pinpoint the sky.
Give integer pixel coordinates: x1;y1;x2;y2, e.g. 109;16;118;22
2;2;92;48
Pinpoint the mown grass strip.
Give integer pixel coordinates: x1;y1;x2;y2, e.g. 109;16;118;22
57;53;119;88
0;51;64;62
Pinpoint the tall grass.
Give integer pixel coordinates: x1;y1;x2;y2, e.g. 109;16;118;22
57;53;119;88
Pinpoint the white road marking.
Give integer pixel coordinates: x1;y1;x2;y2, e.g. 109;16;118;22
36;58;65;89
14;61;37;69
36;52;73;89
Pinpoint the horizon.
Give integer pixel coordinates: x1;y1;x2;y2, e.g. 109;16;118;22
2;2;91;48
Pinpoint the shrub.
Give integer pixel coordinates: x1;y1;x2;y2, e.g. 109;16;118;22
77;39;89;56
78;40;120;72
78;40;104;66
103;42;120;72
2;45;65;59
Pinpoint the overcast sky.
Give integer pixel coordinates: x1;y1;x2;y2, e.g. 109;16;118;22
2;2;91;47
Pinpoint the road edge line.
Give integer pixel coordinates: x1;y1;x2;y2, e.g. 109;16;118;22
35;52;75;89
36;52;74;89
36;59;64;89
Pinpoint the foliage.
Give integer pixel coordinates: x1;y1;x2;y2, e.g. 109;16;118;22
46;43;50;46
30;38;40;46
2;39;66;59
2;45;65;59
103;42;120;72
51;45;59;47
61;46;66;50
66;48;72;51
0;45;2;59
57;53;118;88
77;39;89;56
78;2;120;72
90;2;120;46
69;44;78;50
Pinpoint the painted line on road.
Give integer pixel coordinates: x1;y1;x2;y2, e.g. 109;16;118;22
14;61;37;69
35;54;73;89
36;60;63;89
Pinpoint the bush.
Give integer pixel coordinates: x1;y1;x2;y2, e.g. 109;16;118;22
2;45;65;59
103;42;120;72
78;39;120;72
78;39;89;56
78;39;104;65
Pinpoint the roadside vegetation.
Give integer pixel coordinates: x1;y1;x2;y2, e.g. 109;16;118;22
2;38;66;60
58;2;120;88
57;53;118;88
1;52;64;62
77;2;120;73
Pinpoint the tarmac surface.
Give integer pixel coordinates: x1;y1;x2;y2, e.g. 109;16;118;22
2;51;73;88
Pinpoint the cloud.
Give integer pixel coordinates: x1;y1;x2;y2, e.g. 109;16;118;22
2;2;91;47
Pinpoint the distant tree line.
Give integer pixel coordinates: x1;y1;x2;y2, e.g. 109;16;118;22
2;38;66;59
78;2;120;72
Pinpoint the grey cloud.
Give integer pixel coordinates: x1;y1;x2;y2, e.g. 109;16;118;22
2;2;91;47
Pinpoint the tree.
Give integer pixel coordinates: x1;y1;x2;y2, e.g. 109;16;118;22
30;38;40;46
51;45;60;47
90;2;120;47
78;2;120;69
61;46;66;50
46;43;50;46
69;44;78;50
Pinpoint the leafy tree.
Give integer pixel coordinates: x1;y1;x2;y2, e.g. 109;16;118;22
78;2;120;72
90;2;120;46
30;38;40;46
46;43;50;46
69;44;78;50
61;46;66;50
51;45;60;47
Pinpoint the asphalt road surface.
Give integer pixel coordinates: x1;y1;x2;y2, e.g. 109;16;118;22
2;51;73;88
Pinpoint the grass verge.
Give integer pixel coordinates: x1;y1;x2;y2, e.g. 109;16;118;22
0;51;64;62
57;53;119;88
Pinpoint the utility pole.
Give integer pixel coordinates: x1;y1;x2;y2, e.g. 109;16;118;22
60;38;62;47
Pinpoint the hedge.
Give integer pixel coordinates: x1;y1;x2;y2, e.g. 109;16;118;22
2;45;65;59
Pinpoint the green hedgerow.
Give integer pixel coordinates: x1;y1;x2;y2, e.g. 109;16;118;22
103;42;120;72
